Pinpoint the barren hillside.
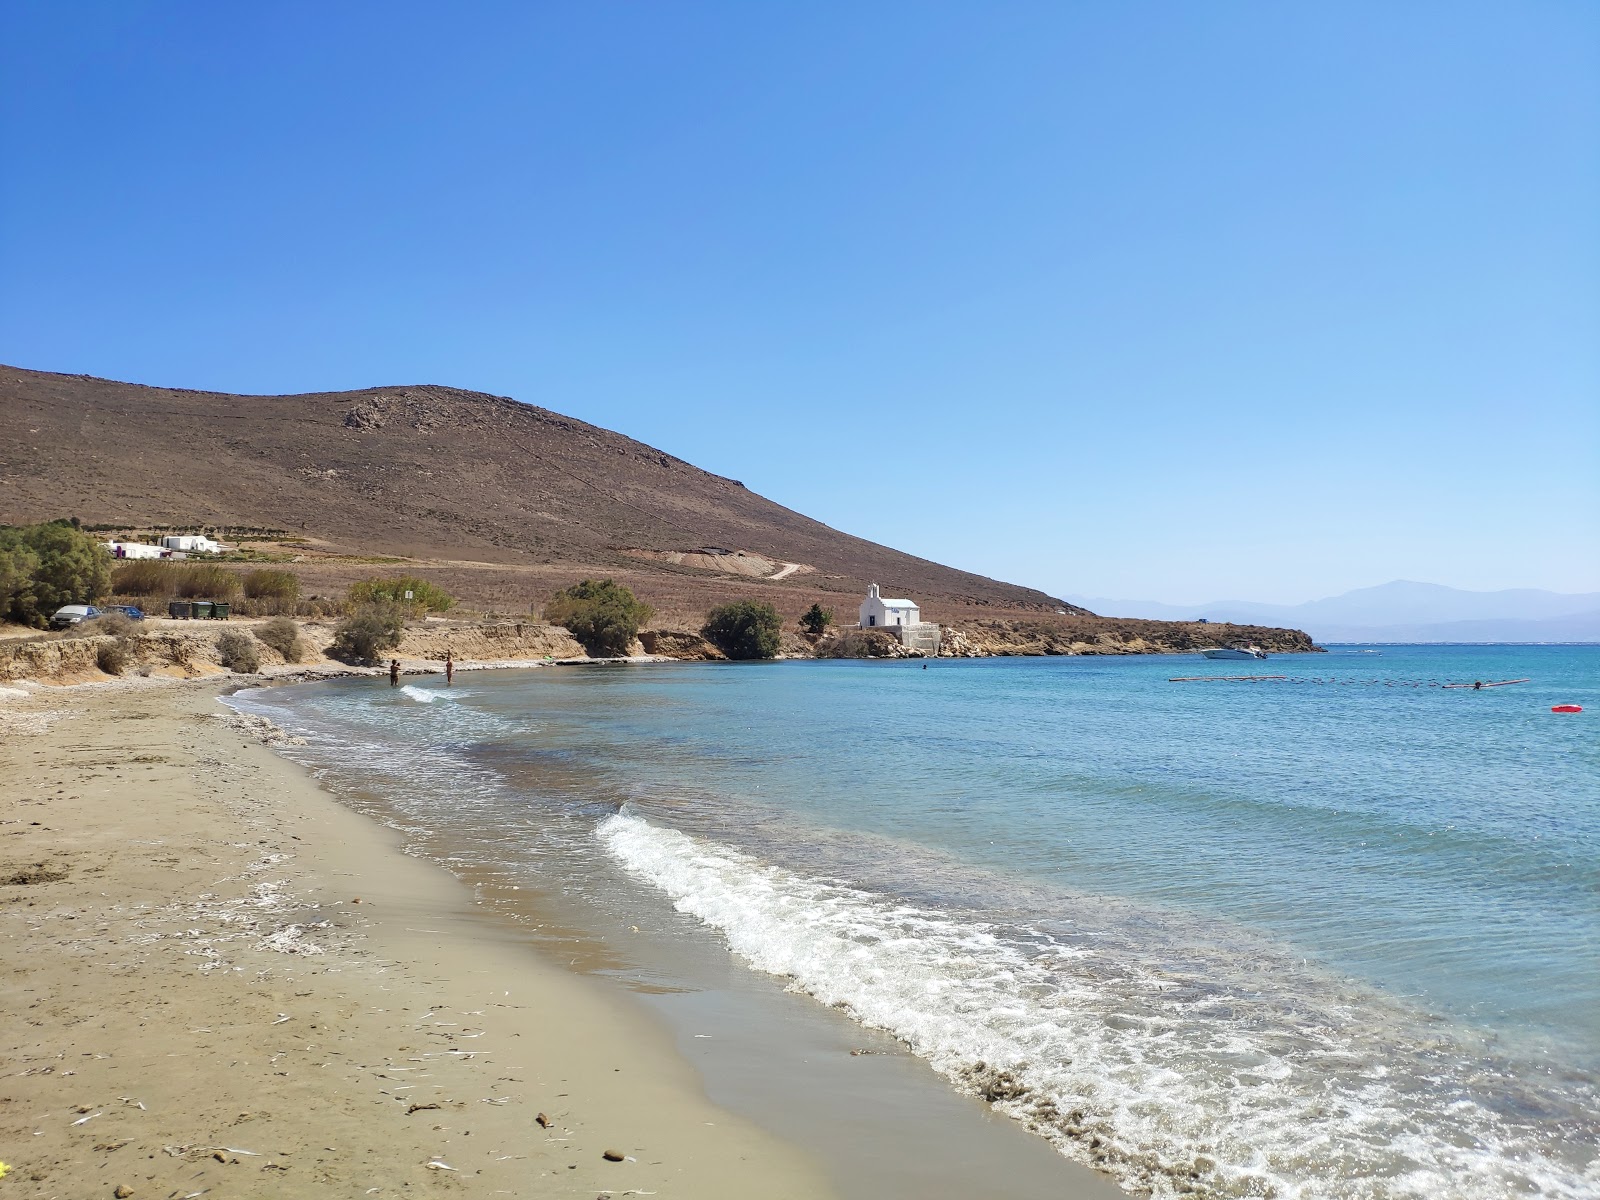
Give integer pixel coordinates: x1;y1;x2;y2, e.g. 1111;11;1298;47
1;365;1081;621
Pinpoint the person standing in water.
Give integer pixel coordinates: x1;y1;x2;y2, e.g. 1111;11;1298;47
389;658;400;687
445;651;454;686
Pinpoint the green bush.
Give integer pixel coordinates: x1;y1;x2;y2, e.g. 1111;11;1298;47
0;520;112;627
216;630;261;673
703;600;783;660
349;575;453;613
174;563;241;600
544;578;653;657
799;603;833;636
255;616;307;663
329;602;406;666
0;540;42;621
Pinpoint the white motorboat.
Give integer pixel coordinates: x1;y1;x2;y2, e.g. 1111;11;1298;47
1199;646;1268;660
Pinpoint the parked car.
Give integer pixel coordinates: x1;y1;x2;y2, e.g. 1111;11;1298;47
106;604;146;620
50;604;104;628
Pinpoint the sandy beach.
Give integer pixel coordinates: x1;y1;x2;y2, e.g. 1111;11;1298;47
1;669;1127;1200
0;675;838;1199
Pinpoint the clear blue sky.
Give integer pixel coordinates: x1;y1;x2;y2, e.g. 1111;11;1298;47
3;2;1596;604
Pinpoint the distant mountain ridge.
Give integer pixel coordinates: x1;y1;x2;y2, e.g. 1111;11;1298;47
1067;581;1600;644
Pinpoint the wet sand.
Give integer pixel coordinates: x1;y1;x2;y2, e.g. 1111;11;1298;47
0;672;1125;1199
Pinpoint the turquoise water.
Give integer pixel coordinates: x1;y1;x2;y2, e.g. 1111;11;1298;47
232;645;1599;1198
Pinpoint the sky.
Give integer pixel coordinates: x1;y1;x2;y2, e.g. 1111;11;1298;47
2;2;1596;604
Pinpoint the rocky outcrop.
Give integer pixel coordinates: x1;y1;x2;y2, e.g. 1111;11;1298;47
0;635;109;682
394;620;584;662
639;629;725;660
0;617;589;684
0;612;1320;683
0;629;243;682
939;619;1319;657
813;629;922;659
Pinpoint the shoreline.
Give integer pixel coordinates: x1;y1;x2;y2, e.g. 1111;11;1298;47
1;674;834;1198
2;669;1125;1199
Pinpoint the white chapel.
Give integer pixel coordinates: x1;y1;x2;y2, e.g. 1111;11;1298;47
859;583;920;629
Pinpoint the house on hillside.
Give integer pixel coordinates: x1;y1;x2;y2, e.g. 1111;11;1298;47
102;540;167;560
160;534;222;553
858;583;941;654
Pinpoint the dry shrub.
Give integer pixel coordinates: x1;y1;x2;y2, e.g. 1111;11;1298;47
67;612;137;638
297;596;347;619
349;575;454;613
216;630;260;673
255;616;307;663
175;564;241;600
96;639;132;675
242;569;300;614
111;560;179;596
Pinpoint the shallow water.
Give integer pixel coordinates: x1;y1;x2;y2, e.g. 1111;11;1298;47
232;646;1600;1198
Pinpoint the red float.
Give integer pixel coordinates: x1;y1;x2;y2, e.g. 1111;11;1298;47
1551;705;1583;713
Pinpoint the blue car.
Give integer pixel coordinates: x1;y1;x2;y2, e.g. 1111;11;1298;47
106;604;146;620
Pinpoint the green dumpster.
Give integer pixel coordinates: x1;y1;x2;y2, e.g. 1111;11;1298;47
168;600;193;619
191;600;214;619
211;602;230;620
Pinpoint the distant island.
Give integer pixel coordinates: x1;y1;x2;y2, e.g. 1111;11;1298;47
1068;580;1600;645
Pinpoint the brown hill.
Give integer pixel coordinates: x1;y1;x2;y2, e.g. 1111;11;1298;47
0;365;1320;656
0;365;1084;623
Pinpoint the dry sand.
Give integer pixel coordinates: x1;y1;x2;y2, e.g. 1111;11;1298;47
0;677;835;1199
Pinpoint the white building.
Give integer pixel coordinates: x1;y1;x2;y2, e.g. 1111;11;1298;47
102;540;167;560
160;534;222;553
859;583;921;629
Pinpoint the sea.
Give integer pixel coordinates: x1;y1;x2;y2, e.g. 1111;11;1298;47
229;644;1600;1199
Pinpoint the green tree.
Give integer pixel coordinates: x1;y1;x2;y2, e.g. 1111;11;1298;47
799;602;833;636
349;575;454;613
0;539;42;623
703;600;783;660
329;601;407;666
0;520;112;626
544;578;653;657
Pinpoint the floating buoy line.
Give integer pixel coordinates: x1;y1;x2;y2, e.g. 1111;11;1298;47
1168;676;1534;689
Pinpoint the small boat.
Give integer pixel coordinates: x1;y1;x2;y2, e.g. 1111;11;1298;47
1199;646;1268;660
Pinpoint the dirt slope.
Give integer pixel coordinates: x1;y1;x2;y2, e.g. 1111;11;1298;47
0;366;1078;617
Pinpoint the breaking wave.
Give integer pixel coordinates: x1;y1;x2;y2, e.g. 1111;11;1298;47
598;810;1599;1199
400;683;453;704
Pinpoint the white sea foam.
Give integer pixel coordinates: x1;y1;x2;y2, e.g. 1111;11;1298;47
401;684;449;704
599;810;1599;1199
